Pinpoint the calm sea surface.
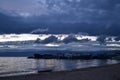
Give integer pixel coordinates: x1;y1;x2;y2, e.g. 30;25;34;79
0;57;119;77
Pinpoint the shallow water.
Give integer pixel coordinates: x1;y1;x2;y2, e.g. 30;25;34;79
0;57;119;77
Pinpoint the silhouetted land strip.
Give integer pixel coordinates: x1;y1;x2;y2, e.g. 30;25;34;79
28;52;120;60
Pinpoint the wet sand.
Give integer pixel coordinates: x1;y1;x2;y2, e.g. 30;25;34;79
0;63;120;80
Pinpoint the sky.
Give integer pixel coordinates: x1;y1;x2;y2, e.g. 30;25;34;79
0;0;120;23
0;0;120;35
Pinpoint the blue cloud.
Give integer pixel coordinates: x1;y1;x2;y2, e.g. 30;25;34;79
0;0;119;24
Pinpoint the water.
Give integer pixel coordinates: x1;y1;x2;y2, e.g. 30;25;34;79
0;57;119;77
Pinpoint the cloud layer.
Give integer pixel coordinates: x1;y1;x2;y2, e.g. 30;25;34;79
0;0;120;35
0;0;120;23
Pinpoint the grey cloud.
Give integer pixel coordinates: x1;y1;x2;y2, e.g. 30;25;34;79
0;0;119;24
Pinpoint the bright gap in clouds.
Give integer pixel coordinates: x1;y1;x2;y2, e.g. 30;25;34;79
0;34;97;42
0;34;48;42
19;12;31;17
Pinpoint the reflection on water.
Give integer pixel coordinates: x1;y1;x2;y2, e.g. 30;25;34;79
0;57;119;77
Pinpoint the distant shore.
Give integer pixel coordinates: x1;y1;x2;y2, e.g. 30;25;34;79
0;63;120;80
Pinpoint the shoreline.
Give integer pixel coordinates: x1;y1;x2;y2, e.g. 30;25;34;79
0;63;120;80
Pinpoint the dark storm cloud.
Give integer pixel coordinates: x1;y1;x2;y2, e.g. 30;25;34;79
0;0;120;35
0;0;120;23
